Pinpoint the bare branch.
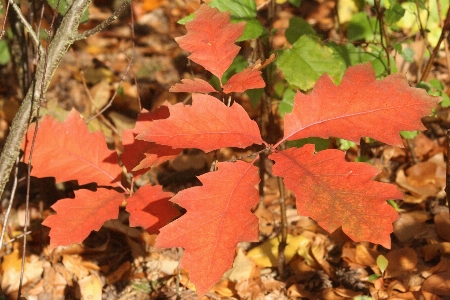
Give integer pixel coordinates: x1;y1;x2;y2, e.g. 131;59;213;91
0;0;92;201
8;0;44;56
75;0;132;40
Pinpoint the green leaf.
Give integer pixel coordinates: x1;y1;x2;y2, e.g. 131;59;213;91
355;156;370;163
348;12;378;41
440;94;450;107
327;43;395;79
46;0;90;22
209;0;264;40
368;273;382;281
276;35;342;90
0;40;10;65
285;17;316;44
287;138;330;151
279;88;296;117
246;88;264;107
327;43;373;81
400;47;414;63
210;55;248;89
387;200;401;212
354;296;374;300
178;14;194;25
429;79;444;90
369;45;397;77
289;0;302;7
384;3;405;24
338;139;356;151
376;255;389;273
400;131;419;139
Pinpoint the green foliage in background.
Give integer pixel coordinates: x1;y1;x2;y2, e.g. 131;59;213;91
178;0;265;41
46;0;90;23
277;35;342;90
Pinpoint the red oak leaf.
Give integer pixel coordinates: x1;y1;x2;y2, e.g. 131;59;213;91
222;68;265;94
126;184;179;234
22;109;122;186
280;63;439;147
155;161;260;298
270;145;402;248
121;107;181;174
43;189;124;248
169;78;217;93
131;153;173;172
176;4;245;80
136;94;265;152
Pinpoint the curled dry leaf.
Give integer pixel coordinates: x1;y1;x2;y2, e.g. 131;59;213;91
396;153;446;202
384;248;418;278
393;211;430;243
434;212;450;242
422;270;450;297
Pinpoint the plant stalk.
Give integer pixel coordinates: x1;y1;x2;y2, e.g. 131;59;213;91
419;1;450;81
277;175;288;279
446;130;450;216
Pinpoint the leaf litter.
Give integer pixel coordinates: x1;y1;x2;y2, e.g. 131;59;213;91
1;0;450;299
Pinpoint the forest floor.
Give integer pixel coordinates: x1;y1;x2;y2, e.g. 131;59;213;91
1;0;450;299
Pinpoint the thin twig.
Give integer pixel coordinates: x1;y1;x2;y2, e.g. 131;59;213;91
34;2;46;66
18;104;43;299
86;50;134;123
3;231;32;246
8;0;44;56
436;0;450;77
420;5;450;81
446;130;450;215
75;0;132;40
0;0;90;202
70;48;120;136
277;175;287;279
0;1;11;41
0;157;19;249
374;0;391;74
128;5;141;111
257;0;271;11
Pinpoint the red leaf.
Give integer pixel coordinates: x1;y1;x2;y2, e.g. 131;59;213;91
136;94;264;152
155;161;260;298
270;145;401;248
131;153;173;172
121;107;181;174
22;109;122;186
43;189;124;248
176;4;245;80
126;184;179;234
169;78;217;93
222;69;265;94
281;63;439;147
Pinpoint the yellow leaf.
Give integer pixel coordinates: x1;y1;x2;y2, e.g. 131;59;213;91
247;234;309;267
